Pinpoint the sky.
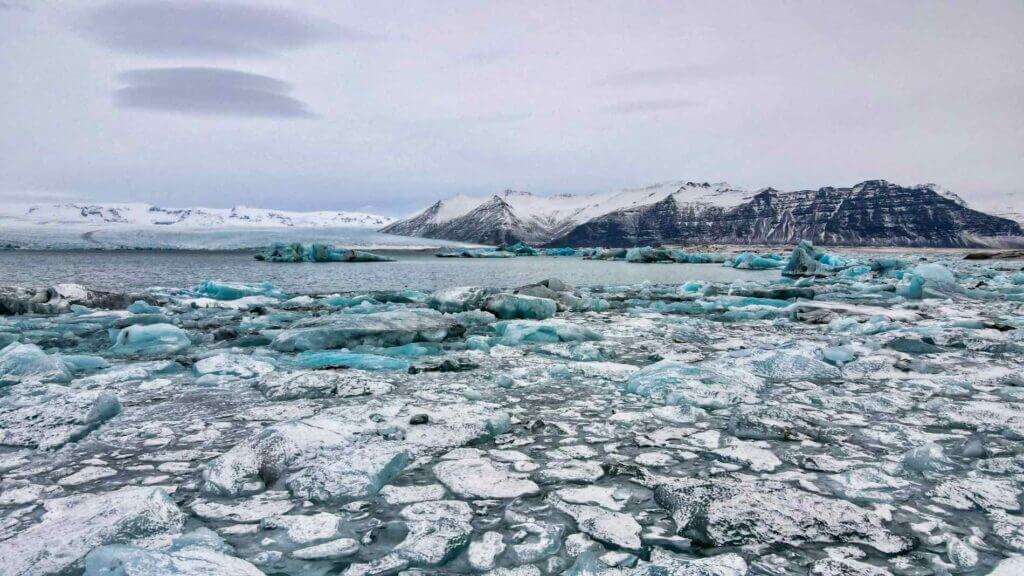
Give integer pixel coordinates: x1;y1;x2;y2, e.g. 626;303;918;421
1;0;1022;216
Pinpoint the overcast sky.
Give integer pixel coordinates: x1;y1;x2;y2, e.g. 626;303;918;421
1;1;1021;215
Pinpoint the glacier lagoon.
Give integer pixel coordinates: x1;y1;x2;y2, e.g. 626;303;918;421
0;246;1023;575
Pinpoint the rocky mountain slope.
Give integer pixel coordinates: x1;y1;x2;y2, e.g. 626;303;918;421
380;182;748;244
384;180;1024;248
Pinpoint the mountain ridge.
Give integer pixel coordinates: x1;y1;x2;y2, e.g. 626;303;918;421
381;180;1024;248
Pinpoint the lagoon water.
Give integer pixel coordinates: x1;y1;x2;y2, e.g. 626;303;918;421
0;249;777;293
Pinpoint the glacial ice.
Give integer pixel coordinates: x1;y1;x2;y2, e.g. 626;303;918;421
5;247;1024;574
0;342;70;384
108;323;191;356
255;242;395;263
0;487;184;575
493;319;601;345
271;308;462;351
483;293;558;320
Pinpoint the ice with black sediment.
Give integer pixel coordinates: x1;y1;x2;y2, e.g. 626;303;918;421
3;253;1024;574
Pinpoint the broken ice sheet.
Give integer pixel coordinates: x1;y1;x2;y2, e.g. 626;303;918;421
3;257;1024;573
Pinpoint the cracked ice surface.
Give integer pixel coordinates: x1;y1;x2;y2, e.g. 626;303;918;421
2;251;1024;574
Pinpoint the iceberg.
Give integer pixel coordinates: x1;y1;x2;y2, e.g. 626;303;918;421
109;323;191;356
625;360;763;409
256;242;395;263
483;293;558;320
728;252;784;270
782;240;841;277
0;487;185;576
296;351;411;371
271;308;462;351
202;400;511;497
0;342;70;384
84;529;265;576
0;384;121;449
653;476;912;553
192;280;284;300
494;319;601;345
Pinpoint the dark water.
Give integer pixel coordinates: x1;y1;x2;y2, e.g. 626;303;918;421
0;250;776;293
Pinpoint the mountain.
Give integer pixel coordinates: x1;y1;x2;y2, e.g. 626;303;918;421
382;180;1024;248
550;180;1023;248
0;203;393;229
380;182;748;244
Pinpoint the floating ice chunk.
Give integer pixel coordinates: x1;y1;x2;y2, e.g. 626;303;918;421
494;319;601;345
128;300;163;314
653;477;911;553
991;510;1024;551
825;466;911;503
84;537;265;576
261;512;342;545
536;460;605;483
255;370;391;401
744;348;842;381
625;360;763;409
942;400;1024;440
191;491;296;523
712;441;781;472
782;240;838;277
297;351;410;372
428;286;494;312
809;557;891;576
435;457;540;498
0;487;184;576
483;293;558;320
394;517;473;566
468;532;506;571
929;476;1021;511
901;443;950;472
203;401;510;497
109;323;190;356
257;242;395;263
550;498;642;550
193;353;274;381
379;484;447;505
553;486;626;511
60;354;110;375
0;384;121;449
59;465;117;486
989;557;1024;576
648;549;747;576
729;252;784;270
507;518;564;564
271;309;462;352
192;280;284;301
0;342;70;384
292;538;360;560
285;443;409;502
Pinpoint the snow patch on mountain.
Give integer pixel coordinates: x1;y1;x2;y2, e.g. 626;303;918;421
0;203;393;229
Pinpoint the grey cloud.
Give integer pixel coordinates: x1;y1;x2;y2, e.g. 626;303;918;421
596;65;748;87
115;67;314;118
604;98;704;114
81;1;377;57
0;1;30;11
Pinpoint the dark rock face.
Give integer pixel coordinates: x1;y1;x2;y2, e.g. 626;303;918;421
382;196;551;246
550;181;1023;248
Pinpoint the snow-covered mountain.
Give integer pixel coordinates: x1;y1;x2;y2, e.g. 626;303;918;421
382;180;1024;248
0;203;393;229
380;182;747;244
